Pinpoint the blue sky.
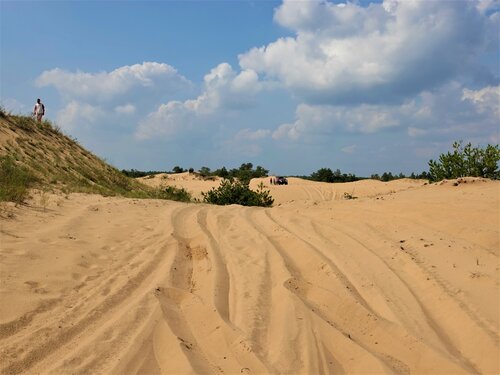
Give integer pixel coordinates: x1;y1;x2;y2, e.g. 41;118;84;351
1;0;499;176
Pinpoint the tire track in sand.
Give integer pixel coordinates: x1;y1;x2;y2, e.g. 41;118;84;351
328;221;492;374
250;208;475;375
155;205;271;375
1;202;178;375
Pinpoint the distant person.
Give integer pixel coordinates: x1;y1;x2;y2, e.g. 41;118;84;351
33;98;45;123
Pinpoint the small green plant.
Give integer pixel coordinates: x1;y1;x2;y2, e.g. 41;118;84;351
202;178;274;207
343;192;358;200
0;156;37;203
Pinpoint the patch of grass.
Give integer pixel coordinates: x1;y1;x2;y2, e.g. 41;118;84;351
0;156;37;203
154;186;192;202
11;115;36;131
0;105;9;118
1;112;195;202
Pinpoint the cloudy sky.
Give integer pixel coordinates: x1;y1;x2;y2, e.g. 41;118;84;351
1;0;498;176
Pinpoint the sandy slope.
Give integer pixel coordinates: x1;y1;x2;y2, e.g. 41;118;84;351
137;173;222;201
137;172;427;204
0;178;498;375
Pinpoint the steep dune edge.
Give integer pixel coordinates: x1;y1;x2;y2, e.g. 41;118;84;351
0;114;150;196
1;178;498;374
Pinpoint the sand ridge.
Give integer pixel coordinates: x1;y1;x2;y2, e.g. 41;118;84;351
138;172;427;204
0;178;498;374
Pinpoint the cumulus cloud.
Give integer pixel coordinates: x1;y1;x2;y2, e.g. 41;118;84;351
184;63;264;113
36;62;190;101
136;63;265;140
135;100;195;140
273;83;500;143
0;98;27;114
462;86;500;117
272;102;400;140
56;101;106;131
35;62;195;135
240;0;494;105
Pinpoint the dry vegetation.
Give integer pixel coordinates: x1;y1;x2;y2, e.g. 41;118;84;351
0;112;189;202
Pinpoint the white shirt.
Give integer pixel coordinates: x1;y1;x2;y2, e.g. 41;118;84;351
34;102;44;115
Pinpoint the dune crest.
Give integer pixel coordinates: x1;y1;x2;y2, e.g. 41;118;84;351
1;179;498;374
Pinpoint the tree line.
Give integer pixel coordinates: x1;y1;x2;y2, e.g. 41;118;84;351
122;142;499;184
122;163;269;184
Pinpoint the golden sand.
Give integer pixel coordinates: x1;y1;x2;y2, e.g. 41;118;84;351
1;176;498;374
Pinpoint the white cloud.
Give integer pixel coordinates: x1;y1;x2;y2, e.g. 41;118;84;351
135;101;194;140
114;103;136;115
475;0;500;14
272;123;299;141
240;0;493;105
273;82;500;142
36;62;190;101
186;63;264;113
34;62;195;134
462;86;500;117
0;98;27;114
56;101;105;131
273;102;400;140
136;63;266;140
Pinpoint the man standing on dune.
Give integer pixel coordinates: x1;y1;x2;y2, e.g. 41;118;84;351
33;98;45;123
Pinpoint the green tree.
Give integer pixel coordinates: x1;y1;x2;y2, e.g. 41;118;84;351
226;162;269;184
213;166;229;178
311;168;335;182
381;172;394;182
199;166;211;177
253;165;269;178
428;141;500;181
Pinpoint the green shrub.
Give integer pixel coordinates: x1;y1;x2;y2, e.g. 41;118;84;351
172;166;184;173
0;156;37;203
155;186;192;202
202;179;273;207
429;141;500;181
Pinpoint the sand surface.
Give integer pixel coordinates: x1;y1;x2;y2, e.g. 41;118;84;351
1;177;499;374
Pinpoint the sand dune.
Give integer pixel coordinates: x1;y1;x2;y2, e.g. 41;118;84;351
1;178;498;374
137;172;222;201
138;172;427;204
